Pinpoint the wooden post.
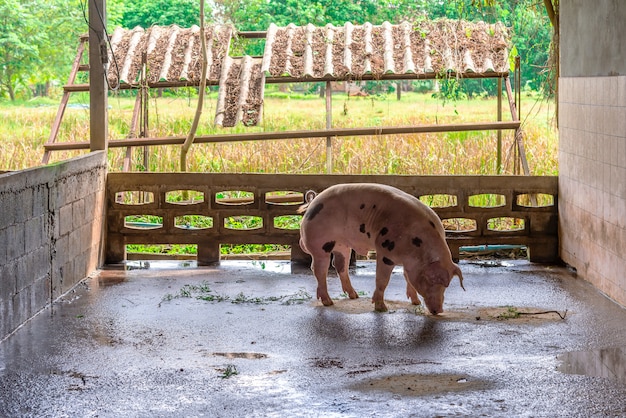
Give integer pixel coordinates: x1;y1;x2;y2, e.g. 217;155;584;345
123;92;141;172
497;77;502;174
325;80;332;173
88;0;108;152
515;56;521;122
504;76;531;176
141;51;149;172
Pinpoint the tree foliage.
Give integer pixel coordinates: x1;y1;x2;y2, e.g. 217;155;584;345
0;0;85;101
116;0;200;28
0;0;43;100
0;0;556;101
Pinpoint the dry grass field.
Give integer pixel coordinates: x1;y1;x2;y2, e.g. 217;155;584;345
0;88;557;176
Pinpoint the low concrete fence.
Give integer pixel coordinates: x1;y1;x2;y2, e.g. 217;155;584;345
106;173;558;265
0;152;106;341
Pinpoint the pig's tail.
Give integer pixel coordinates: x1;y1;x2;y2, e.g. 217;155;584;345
304;190;317;203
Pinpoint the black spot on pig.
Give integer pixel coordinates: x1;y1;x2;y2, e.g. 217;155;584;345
322;241;336;253
412;237;423;247
306;203;324;221
381;240;395;251
382;257;395;266
359;223;366;234
429;220;436;229
360;203;365;209
380;227;388;236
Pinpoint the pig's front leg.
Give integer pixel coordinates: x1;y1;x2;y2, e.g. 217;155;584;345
372;255;395;312
403;269;421;305
311;253;334;306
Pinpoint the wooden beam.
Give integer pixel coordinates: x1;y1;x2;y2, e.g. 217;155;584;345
44;121;521;151
63;71;511;92
238;31;268;39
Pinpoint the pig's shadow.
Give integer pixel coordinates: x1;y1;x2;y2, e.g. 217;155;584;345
310;306;444;350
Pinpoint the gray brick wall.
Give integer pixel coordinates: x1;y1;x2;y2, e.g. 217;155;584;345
0;151;106;341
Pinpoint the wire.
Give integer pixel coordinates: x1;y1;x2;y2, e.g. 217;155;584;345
80;0;121;91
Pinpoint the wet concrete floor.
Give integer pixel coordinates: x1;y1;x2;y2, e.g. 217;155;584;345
1;259;626;417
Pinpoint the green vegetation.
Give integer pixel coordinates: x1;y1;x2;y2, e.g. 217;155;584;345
0;90;558;176
160;281;312;305
217;364;239;379
496;306;522;319
1;1;555;102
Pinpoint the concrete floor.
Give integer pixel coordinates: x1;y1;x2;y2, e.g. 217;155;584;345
1;259;626;417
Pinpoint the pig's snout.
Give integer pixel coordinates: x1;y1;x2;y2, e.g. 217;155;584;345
423;289;445;315
426;305;442;315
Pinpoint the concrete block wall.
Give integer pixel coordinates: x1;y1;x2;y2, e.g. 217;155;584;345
559;0;626;307
559;76;626;306
0;151;106;341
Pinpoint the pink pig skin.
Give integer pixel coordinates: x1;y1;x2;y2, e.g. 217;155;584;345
298;183;464;315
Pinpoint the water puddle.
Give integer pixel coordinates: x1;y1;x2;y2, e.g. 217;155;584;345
124;260;197;270
467;260;514;268
211;352;268;359
351;373;488;396
246;260;292;273
558;347;626;383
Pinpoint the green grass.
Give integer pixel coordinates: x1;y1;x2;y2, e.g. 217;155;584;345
1;89;558;176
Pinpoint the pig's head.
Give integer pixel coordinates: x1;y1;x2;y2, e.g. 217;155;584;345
409;261;465;315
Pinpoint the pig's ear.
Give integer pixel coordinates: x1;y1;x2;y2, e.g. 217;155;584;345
424;262;452;287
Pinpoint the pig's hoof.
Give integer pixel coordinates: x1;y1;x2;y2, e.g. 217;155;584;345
374;302;388;312
321;298;334;306
348;290;359;300
410;299;421;306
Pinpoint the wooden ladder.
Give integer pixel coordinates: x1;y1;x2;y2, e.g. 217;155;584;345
42;36;148;172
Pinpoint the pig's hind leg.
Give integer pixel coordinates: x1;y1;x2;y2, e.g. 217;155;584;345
332;245;358;300
311;253;334;306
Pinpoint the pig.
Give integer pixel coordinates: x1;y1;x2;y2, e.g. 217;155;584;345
298;183;464;315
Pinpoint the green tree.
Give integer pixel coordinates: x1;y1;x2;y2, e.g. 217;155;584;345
0;0;92;100
375;0;429;23
116;0;201;28
33;1;85;96
216;0;382;28
0;0;42;100
213;0;272;30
